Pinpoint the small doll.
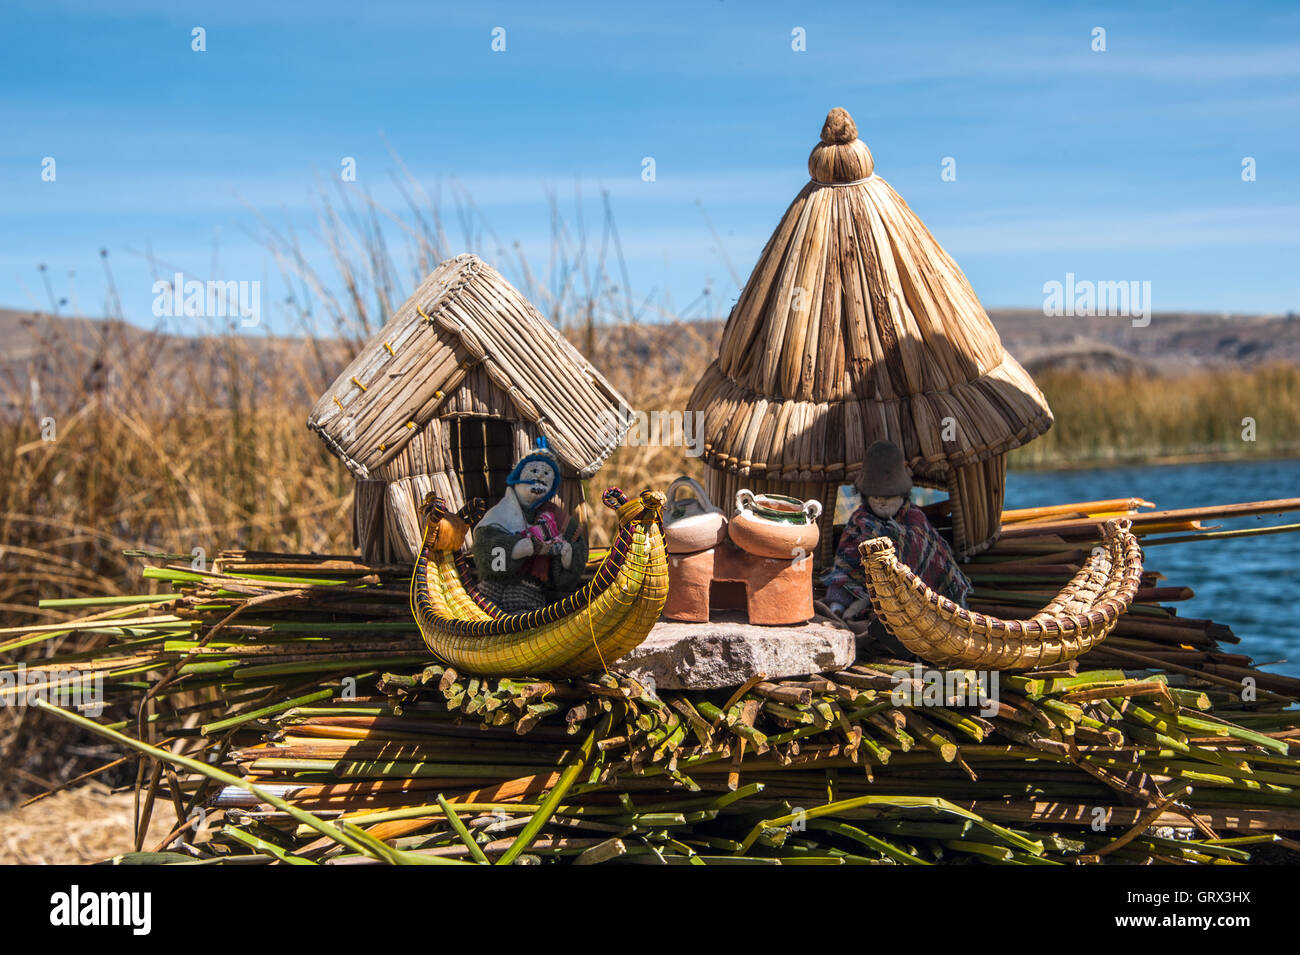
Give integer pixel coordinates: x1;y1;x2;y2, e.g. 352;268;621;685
821;440;972;654
472;440;588;613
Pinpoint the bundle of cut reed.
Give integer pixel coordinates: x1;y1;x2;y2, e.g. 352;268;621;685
40;651;1300;865
14;498;1300;864
861;518;1144;670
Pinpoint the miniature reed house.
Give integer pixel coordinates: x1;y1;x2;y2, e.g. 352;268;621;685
309;254;630;563
687;108;1054;561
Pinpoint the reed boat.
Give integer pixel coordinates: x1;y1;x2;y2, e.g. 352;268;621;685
859;518;1144;670
410;487;668;678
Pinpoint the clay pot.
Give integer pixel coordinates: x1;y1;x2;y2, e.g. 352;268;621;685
663;476;728;554
729;489;821;560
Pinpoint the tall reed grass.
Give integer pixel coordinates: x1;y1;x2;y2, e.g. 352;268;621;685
0;321;352;619
1012;365;1300;468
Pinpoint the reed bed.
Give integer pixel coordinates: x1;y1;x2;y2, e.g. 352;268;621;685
13;502;1300;865
1012;364;1300;468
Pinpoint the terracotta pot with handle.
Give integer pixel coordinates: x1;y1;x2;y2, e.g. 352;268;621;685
729;489;822;560
663;476;728;554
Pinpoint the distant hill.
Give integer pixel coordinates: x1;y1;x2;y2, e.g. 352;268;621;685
3;305;1298;418
0;308;351;417
985;307;1300;376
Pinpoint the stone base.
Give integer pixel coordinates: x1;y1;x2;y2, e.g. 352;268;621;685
619;612;855;690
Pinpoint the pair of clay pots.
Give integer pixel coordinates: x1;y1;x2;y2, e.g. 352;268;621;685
663;478;821;558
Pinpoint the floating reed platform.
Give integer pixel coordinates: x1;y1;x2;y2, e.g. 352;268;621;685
9;497;1300;865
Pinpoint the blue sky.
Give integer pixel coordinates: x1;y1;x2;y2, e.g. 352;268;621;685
2;0;1298;336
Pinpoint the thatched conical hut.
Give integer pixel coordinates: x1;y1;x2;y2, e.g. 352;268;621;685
309;254;630;563
687;108;1053;561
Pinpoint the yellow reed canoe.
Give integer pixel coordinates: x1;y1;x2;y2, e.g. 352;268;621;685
411;487;668;678
858;519;1143;670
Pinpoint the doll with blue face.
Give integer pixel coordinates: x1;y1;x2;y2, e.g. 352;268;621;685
471;441;588;612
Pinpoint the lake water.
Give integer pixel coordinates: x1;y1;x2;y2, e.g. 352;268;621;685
1005;458;1300;679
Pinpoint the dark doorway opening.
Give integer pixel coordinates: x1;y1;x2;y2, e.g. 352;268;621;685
449;417;516;509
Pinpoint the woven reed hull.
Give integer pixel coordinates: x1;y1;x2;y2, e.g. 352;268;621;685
411;497;668;678
860;520;1143;670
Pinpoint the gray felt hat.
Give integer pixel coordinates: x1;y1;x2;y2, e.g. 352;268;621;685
856;440;913;497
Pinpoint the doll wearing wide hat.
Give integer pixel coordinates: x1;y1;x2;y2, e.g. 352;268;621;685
820;440;972;655
472;440;588;613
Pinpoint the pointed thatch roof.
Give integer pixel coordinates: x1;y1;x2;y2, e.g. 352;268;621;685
687;108;1052;488
309;254;629;481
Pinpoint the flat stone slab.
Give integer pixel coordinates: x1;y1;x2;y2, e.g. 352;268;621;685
619;613;855;690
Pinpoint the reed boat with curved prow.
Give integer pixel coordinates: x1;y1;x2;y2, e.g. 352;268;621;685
410;487;668;678
858;519;1144;670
